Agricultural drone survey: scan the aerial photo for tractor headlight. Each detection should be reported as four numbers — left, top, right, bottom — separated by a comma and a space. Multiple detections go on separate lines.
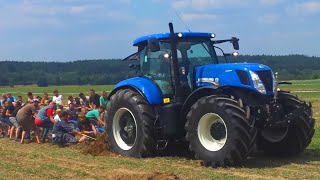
249, 70, 266, 94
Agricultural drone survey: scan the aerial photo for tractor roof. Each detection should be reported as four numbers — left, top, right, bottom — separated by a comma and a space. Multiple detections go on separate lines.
133, 32, 213, 46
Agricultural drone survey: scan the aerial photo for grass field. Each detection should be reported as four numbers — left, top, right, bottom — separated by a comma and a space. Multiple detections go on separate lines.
0, 81, 320, 180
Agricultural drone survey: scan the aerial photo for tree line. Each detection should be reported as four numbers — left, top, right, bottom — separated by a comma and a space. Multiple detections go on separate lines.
0, 55, 319, 87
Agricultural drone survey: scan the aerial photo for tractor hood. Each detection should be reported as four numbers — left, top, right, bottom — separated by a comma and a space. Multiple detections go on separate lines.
195, 63, 275, 95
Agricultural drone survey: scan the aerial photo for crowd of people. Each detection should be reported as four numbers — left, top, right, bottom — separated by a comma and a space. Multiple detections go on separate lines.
0, 89, 109, 146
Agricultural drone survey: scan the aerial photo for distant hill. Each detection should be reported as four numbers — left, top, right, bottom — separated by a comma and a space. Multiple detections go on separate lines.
0, 55, 319, 86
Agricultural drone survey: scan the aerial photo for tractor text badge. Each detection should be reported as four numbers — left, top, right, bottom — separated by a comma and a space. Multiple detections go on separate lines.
197, 78, 219, 86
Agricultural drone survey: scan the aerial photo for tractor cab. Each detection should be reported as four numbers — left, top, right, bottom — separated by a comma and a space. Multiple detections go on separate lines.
129, 31, 240, 100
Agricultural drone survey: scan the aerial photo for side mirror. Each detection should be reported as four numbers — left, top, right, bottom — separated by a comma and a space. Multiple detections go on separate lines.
148, 39, 160, 52
231, 37, 239, 50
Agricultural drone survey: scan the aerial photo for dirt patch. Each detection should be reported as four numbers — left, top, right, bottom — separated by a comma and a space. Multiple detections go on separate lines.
109, 170, 180, 180
72, 132, 112, 156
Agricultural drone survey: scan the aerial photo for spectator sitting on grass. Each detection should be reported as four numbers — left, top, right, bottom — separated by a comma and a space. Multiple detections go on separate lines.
77, 113, 97, 143
52, 111, 80, 146
85, 106, 106, 127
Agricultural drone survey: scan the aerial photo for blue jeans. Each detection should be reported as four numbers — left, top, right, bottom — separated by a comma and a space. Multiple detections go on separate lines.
37, 121, 53, 141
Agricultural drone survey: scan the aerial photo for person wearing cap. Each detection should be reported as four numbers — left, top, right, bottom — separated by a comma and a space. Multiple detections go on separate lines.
52, 111, 80, 146
16, 99, 41, 144
35, 101, 57, 143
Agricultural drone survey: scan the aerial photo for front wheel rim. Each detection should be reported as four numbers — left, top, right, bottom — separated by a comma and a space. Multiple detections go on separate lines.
197, 113, 227, 152
113, 108, 137, 151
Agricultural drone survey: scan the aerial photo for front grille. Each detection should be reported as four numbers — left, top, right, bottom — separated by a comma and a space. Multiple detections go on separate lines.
256, 70, 273, 92
236, 70, 250, 85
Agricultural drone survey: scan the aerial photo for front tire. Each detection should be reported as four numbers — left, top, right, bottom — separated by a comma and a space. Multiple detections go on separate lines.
185, 95, 257, 167
106, 89, 156, 157
258, 91, 315, 156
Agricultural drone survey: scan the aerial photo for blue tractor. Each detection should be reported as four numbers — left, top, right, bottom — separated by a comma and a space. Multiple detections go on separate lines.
106, 23, 315, 167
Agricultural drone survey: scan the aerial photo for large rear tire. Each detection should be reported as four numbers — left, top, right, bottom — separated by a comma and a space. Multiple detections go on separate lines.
258, 91, 315, 156
185, 95, 257, 167
106, 89, 156, 157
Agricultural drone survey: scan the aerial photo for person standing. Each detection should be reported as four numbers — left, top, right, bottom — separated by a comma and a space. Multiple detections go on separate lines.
16, 99, 40, 144
9, 101, 23, 140
34, 102, 56, 143
89, 89, 100, 109
52, 90, 63, 108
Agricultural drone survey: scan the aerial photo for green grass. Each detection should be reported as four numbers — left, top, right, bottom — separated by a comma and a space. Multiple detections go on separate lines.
0, 81, 320, 179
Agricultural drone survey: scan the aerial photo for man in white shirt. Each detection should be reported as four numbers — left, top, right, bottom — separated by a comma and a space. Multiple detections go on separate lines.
52, 90, 63, 108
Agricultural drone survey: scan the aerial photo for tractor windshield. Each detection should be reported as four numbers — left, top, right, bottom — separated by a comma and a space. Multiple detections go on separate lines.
177, 39, 218, 65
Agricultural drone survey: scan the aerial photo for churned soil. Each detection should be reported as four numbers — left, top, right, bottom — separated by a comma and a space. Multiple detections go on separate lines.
72, 132, 112, 156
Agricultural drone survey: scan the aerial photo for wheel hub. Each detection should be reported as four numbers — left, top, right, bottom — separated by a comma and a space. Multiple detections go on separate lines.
210, 122, 226, 140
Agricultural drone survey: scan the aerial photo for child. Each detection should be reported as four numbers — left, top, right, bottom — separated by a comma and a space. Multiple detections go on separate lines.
52, 111, 80, 146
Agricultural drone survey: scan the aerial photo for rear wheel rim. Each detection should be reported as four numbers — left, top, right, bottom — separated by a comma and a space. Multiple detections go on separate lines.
113, 108, 137, 150
197, 113, 227, 152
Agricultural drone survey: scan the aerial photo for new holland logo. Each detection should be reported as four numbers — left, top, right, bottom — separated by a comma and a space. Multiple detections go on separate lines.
197, 78, 219, 86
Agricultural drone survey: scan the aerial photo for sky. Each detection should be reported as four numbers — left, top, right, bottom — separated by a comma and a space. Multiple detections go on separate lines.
0, 0, 319, 61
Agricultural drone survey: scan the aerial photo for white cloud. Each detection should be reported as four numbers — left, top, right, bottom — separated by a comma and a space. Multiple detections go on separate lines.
181, 13, 217, 21
259, 0, 286, 6
287, 1, 320, 15
172, 0, 250, 9
257, 14, 279, 24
